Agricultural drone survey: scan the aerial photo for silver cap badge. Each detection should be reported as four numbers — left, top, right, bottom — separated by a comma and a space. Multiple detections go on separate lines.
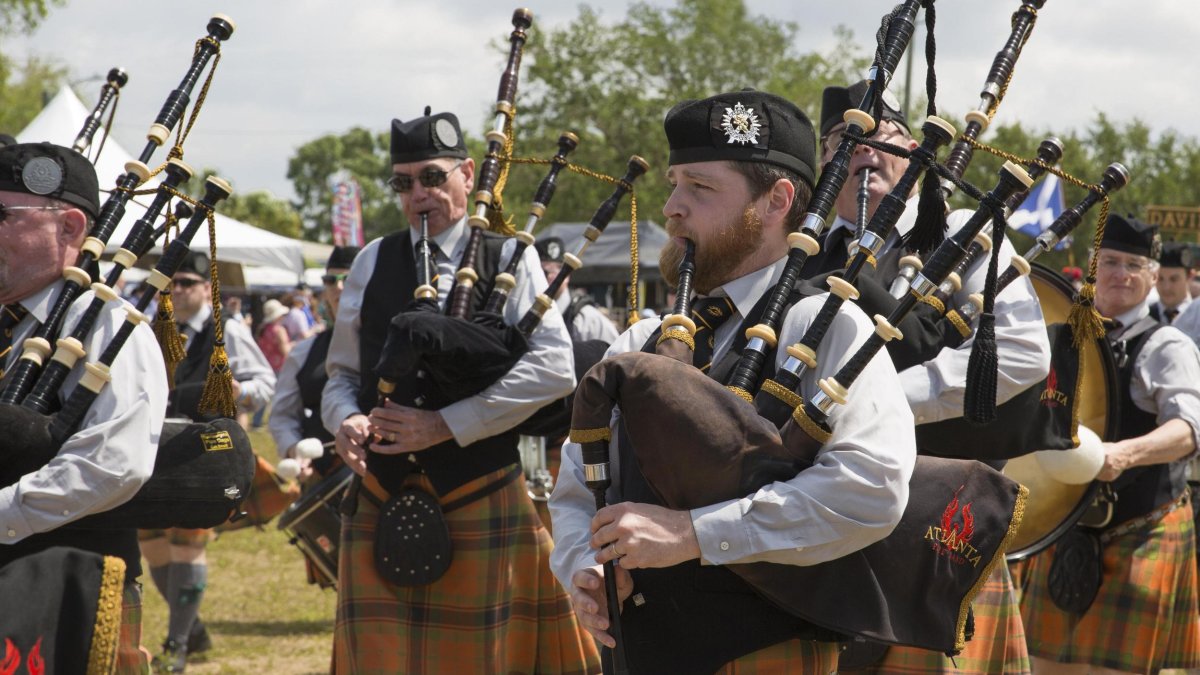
721, 102, 761, 146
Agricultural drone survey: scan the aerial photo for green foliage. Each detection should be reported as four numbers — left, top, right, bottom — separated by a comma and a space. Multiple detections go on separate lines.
0, 54, 67, 135
222, 191, 304, 239
0, 0, 60, 34
496, 0, 870, 226
952, 112, 1200, 269
285, 127, 402, 243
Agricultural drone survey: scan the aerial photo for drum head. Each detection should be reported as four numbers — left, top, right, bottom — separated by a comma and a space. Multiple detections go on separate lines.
1003, 264, 1117, 560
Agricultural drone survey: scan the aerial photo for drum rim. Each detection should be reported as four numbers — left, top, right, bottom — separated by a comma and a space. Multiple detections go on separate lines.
1003, 263, 1119, 561
276, 465, 354, 530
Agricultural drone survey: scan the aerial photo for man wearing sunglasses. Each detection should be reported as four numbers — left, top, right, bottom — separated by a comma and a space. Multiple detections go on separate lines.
322, 109, 593, 671
140, 249, 276, 670
0, 142, 168, 672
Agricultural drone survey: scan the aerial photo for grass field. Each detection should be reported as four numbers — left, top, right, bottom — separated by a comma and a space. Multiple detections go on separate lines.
140, 427, 338, 674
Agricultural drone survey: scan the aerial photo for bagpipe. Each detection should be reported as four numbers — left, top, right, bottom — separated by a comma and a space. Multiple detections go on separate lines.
372, 9, 648, 424
73, 67, 128, 159
561, 1, 1125, 670
0, 15, 255, 531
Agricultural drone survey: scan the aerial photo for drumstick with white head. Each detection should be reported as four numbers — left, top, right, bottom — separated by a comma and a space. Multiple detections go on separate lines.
277, 438, 327, 482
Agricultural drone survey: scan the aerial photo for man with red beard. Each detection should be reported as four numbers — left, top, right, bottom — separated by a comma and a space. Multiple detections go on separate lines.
549, 90, 916, 673
811, 81, 1050, 675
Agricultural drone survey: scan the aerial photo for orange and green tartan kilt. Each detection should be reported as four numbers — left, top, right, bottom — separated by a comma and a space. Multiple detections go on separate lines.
116, 582, 150, 675
332, 464, 600, 674
849, 564, 1030, 674
1021, 500, 1200, 672
713, 639, 839, 674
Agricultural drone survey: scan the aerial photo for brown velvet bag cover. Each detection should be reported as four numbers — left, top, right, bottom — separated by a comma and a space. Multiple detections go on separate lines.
571, 351, 1027, 654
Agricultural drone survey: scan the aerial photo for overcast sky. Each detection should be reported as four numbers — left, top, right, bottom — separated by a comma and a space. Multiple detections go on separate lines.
8, 1, 1194, 205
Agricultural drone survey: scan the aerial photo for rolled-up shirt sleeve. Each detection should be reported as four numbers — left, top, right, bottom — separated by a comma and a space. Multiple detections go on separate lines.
1131, 326, 1200, 452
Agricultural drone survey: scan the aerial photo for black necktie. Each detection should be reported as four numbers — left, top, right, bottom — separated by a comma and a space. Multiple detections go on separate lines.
415, 241, 441, 286
690, 296, 737, 372
1165, 308, 1179, 324
0, 303, 29, 377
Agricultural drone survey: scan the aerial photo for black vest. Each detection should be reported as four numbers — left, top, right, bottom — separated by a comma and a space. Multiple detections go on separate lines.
169, 317, 219, 423
1106, 318, 1186, 525
298, 330, 338, 474
357, 230, 519, 496
613, 283, 840, 674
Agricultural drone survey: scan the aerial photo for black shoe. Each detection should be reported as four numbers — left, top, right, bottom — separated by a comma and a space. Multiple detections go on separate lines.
151, 638, 187, 673
187, 618, 213, 654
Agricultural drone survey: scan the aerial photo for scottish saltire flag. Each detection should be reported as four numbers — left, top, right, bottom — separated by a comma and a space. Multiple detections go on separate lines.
329, 171, 365, 246
1010, 172, 1067, 248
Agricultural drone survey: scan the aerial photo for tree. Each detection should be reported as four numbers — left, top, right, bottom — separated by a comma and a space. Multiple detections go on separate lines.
0, 55, 66, 135
188, 168, 303, 239
286, 127, 403, 243
499, 0, 871, 226
0, 0, 61, 34
951, 113, 1200, 270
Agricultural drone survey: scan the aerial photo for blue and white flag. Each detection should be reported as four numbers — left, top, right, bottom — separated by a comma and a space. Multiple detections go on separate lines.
1009, 172, 1067, 248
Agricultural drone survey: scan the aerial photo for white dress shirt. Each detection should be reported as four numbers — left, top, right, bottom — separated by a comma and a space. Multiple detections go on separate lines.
321, 217, 575, 445
1112, 300, 1200, 451
1169, 299, 1200, 347
0, 280, 167, 541
554, 292, 621, 343
549, 256, 916, 587
269, 334, 316, 458
826, 200, 1051, 424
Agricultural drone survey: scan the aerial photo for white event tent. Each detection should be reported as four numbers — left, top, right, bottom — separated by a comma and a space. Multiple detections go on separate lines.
17, 87, 306, 285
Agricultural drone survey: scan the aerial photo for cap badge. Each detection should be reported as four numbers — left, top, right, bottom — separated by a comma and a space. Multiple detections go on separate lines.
721, 102, 761, 146
21, 157, 63, 195
546, 241, 562, 260
433, 118, 459, 148
1151, 233, 1163, 261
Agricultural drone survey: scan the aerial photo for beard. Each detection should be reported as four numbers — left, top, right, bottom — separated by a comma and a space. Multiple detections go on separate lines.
660, 204, 763, 295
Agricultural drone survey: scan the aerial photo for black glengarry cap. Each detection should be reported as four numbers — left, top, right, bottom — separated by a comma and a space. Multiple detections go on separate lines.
664, 89, 817, 189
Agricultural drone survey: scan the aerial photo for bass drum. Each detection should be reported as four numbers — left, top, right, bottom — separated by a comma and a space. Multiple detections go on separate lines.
1002, 263, 1119, 560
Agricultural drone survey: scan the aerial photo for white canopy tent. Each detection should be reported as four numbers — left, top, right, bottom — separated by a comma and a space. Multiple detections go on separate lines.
17, 87, 306, 283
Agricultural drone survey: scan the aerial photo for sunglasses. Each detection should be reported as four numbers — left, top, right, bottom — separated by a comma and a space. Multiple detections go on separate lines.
172, 277, 205, 289
321, 273, 348, 285
0, 202, 66, 223
387, 161, 463, 194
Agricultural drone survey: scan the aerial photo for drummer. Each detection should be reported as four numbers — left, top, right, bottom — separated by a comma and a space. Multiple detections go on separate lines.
269, 245, 361, 482
1020, 214, 1200, 674
269, 245, 359, 592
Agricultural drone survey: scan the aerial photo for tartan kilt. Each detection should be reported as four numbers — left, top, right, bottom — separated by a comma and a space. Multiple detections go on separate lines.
849, 564, 1030, 674
713, 639, 839, 674
333, 464, 599, 674
116, 582, 150, 675
1021, 498, 1200, 672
